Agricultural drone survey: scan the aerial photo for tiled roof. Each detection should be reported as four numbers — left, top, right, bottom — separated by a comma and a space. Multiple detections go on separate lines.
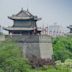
8, 9, 40, 20
15, 9, 33, 17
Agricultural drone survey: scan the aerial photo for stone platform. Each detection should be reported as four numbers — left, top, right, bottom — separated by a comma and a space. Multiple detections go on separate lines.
5, 35, 53, 59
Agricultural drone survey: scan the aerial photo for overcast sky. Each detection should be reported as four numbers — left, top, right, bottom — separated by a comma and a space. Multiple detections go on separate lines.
0, 0, 72, 30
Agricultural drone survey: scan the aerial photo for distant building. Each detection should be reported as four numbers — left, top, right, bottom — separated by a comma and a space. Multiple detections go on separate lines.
0, 25, 3, 34
0, 25, 1, 33
48, 24, 64, 37
0, 25, 5, 41
67, 25, 72, 33
41, 26, 48, 35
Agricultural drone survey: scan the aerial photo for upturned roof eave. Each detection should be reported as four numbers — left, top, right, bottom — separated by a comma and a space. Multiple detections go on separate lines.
67, 26, 72, 29
3, 27, 37, 31
8, 16, 33, 20
8, 16, 40, 21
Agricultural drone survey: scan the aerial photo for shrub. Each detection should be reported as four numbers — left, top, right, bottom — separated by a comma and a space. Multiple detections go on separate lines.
0, 39, 31, 72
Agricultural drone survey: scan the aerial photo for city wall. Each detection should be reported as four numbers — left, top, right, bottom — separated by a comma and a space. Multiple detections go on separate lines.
0, 35, 5, 41
5, 35, 53, 59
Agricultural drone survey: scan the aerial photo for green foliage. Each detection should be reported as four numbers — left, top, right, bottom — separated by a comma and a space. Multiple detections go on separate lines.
27, 66, 70, 72
0, 39, 31, 72
65, 59, 72, 67
55, 59, 72, 72
0, 38, 71, 72
53, 36, 72, 62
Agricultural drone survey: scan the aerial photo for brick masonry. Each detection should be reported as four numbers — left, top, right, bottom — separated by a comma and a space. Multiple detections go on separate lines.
5, 35, 53, 59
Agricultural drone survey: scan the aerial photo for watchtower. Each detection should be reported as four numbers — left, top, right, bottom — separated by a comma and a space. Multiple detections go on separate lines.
4, 8, 41, 35
4, 9, 53, 60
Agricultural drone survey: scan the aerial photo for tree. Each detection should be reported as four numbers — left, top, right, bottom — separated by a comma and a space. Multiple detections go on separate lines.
53, 36, 72, 62
0, 39, 31, 72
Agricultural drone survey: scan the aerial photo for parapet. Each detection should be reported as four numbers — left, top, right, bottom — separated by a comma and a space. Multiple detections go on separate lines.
5, 35, 52, 43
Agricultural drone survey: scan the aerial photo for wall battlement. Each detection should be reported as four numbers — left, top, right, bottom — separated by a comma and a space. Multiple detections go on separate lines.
5, 35, 52, 43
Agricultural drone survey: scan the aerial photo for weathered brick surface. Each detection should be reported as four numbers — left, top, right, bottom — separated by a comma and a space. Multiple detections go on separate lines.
5, 35, 53, 59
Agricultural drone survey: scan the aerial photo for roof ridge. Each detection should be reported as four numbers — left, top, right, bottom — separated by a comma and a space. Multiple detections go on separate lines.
16, 9, 26, 16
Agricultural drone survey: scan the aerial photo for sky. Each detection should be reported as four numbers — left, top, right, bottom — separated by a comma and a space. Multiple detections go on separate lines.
0, 0, 72, 32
